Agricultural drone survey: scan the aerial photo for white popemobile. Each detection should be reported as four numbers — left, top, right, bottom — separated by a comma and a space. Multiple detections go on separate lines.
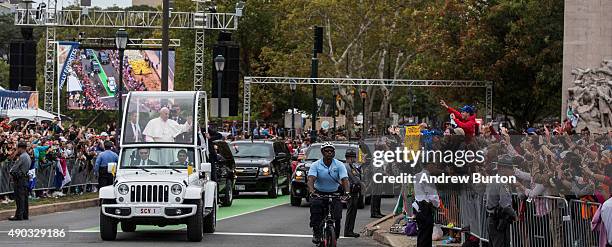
99, 91, 217, 242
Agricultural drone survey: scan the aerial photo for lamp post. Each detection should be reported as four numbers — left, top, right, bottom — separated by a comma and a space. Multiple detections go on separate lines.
115, 28, 128, 134
411, 94, 416, 119
360, 89, 367, 139
332, 85, 338, 140
290, 81, 297, 139
214, 55, 225, 128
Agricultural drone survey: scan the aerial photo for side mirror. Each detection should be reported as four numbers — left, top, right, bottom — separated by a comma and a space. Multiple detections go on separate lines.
201, 162, 212, 173
108, 162, 117, 176
276, 152, 288, 159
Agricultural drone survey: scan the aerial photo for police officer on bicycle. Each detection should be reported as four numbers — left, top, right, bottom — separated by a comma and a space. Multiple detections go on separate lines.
308, 142, 351, 244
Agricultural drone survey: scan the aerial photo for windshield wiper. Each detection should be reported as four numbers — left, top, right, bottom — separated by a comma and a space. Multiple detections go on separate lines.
139, 167, 150, 173
171, 168, 182, 173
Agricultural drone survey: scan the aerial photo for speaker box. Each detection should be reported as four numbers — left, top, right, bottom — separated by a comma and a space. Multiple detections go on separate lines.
9, 41, 37, 91
314, 26, 323, 53
212, 42, 239, 116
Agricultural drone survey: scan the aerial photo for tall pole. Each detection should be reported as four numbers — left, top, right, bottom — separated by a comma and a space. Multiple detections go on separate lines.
332, 86, 337, 140
117, 49, 124, 126
217, 71, 223, 128
332, 99, 336, 140
161, 0, 170, 91
311, 26, 321, 142
362, 97, 365, 140
291, 90, 295, 139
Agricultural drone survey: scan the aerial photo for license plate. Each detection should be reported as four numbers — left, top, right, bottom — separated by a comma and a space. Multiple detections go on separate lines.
235, 185, 246, 191
136, 207, 160, 215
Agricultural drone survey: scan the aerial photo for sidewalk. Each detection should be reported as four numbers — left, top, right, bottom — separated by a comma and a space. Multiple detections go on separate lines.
0, 194, 100, 221
365, 214, 462, 247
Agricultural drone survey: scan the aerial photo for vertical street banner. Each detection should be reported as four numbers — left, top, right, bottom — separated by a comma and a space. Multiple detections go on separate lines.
0, 90, 39, 110
404, 125, 421, 161
57, 41, 80, 90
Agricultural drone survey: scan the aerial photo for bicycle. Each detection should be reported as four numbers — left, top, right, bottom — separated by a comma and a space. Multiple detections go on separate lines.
312, 193, 347, 247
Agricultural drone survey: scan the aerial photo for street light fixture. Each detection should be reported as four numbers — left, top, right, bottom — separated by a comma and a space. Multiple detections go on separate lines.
115, 28, 128, 143
360, 89, 367, 139
214, 55, 225, 128
290, 81, 297, 139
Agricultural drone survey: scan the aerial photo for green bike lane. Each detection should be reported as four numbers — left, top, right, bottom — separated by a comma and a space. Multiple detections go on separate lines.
78, 195, 289, 232
89, 51, 113, 97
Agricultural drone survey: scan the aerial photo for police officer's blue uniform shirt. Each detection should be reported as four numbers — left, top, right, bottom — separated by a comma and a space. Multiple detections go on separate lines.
94, 150, 119, 173
308, 158, 348, 193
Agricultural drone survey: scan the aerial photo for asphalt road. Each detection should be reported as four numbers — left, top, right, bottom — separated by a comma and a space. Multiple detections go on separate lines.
0, 194, 394, 247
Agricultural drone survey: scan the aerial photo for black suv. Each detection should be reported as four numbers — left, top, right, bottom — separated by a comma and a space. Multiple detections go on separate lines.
290, 142, 371, 208
213, 140, 236, 206
229, 140, 292, 198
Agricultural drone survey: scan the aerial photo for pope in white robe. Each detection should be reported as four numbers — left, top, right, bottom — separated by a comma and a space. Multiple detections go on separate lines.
142, 107, 192, 142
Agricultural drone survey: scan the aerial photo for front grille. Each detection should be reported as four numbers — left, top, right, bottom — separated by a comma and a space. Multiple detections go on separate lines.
130, 184, 169, 203
235, 167, 258, 177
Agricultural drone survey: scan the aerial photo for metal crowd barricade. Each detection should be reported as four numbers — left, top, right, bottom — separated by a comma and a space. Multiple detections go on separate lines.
509, 195, 572, 247
434, 184, 462, 230
569, 199, 600, 247
0, 158, 98, 196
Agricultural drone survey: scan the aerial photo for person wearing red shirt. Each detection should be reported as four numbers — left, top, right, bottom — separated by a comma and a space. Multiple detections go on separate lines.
440, 100, 477, 137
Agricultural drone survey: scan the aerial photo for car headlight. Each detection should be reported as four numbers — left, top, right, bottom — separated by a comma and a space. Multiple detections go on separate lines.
118, 184, 129, 195
260, 166, 270, 176
171, 184, 183, 195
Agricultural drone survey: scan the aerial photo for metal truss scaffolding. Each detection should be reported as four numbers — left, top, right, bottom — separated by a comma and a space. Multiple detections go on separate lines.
15, 9, 239, 29
77, 38, 181, 48
44, 27, 56, 111
242, 76, 494, 132
14, 0, 239, 112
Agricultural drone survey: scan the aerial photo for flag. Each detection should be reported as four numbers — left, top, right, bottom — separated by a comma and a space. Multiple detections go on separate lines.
28, 168, 36, 191
55, 158, 71, 188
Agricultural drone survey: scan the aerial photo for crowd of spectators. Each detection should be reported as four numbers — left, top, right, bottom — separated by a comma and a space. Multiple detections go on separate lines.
0, 117, 118, 204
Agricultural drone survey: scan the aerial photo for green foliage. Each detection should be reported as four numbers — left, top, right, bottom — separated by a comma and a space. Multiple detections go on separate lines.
19, 0, 563, 128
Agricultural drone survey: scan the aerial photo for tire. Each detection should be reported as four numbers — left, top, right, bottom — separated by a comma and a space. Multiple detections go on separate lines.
290, 195, 301, 207
120, 222, 136, 232
324, 226, 336, 247
100, 210, 117, 241
221, 179, 233, 207
268, 176, 278, 198
203, 200, 217, 233
281, 173, 291, 195
186, 200, 203, 242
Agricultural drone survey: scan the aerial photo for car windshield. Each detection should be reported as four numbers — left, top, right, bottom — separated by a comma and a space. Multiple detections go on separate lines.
123, 92, 196, 145
305, 144, 350, 162
230, 143, 273, 158
121, 147, 195, 168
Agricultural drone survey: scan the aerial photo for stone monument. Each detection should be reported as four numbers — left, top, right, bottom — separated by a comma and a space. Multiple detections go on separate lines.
563, 0, 612, 133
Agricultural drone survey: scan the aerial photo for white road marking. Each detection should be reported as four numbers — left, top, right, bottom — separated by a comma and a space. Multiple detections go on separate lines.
218, 202, 289, 221
0, 230, 348, 239
214, 232, 346, 239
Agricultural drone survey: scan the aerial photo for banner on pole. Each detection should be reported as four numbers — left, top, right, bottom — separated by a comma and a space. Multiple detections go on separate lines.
0, 90, 39, 110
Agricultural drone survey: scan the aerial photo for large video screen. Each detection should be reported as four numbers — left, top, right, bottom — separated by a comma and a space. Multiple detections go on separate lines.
57, 42, 175, 110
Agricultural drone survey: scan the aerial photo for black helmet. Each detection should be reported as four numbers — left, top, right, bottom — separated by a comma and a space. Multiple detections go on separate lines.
345, 149, 357, 158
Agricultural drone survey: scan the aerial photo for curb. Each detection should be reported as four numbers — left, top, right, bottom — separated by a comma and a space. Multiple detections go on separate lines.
0, 198, 99, 221
364, 214, 394, 236
366, 214, 418, 247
